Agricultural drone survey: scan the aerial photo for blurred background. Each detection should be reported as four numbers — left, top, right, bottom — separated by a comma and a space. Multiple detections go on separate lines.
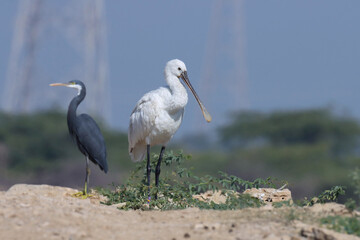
0, 0, 359, 200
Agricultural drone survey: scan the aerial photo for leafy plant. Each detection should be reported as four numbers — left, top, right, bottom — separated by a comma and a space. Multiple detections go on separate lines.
97, 150, 277, 210
317, 186, 346, 203
301, 186, 346, 206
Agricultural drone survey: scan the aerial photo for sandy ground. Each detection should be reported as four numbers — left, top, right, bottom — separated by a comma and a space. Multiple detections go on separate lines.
0, 184, 359, 240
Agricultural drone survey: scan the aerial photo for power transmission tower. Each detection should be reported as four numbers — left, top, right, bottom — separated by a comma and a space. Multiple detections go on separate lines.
3, 0, 110, 121
198, 0, 248, 128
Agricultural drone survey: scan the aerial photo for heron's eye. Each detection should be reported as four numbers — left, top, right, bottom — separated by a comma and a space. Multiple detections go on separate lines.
178, 67, 181, 71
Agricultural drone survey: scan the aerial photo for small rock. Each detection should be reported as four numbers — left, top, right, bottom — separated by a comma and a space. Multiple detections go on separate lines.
194, 223, 204, 230
308, 203, 349, 216
19, 203, 30, 208
112, 202, 127, 208
243, 188, 292, 203
192, 190, 228, 204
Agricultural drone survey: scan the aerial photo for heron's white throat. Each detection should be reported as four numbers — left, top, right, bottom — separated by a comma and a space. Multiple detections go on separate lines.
68, 84, 82, 95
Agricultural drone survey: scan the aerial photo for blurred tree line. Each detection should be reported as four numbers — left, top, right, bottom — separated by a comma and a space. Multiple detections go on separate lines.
0, 110, 130, 175
177, 108, 360, 199
216, 108, 360, 198
0, 108, 359, 199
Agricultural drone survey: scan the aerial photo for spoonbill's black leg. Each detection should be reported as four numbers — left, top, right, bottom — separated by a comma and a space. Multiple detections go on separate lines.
155, 146, 166, 199
146, 144, 151, 202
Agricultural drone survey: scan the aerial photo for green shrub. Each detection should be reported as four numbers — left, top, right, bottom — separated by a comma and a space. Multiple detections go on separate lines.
97, 150, 278, 210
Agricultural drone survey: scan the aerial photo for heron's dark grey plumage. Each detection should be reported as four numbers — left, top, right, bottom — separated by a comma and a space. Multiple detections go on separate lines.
50, 80, 108, 197
66, 80, 108, 173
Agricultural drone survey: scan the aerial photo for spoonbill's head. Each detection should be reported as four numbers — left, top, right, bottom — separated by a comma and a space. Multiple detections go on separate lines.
165, 59, 187, 78
165, 59, 212, 123
49, 80, 86, 95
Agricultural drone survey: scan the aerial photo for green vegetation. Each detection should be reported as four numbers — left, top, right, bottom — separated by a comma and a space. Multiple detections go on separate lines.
0, 110, 74, 172
219, 109, 360, 150
272, 200, 292, 208
215, 108, 360, 198
344, 168, 360, 212
349, 168, 360, 200
2, 108, 360, 235
345, 198, 357, 212
1, 107, 360, 211
321, 216, 360, 237
97, 151, 274, 210
97, 150, 350, 212
300, 186, 346, 206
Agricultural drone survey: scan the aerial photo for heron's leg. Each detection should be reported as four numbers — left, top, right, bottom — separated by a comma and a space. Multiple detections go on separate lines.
84, 156, 90, 196
72, 156, 92, 199
146, 144, 151, 202
155, 146, 165, 200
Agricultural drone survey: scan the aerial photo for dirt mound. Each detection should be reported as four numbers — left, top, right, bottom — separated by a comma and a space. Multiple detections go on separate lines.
0, 184, 358, 240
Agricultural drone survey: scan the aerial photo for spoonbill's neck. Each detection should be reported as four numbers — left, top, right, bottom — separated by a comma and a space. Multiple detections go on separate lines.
165, 74, 188, 112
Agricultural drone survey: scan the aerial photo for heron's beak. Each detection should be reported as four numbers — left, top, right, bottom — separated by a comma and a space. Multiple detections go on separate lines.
49, 83, 69, 87
180, 71, 212, 123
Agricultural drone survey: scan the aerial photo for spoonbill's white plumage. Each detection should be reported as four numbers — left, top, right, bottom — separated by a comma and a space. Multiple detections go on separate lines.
128, 59, 211, 200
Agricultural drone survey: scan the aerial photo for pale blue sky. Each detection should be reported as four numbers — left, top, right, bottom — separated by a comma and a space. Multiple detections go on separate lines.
0, 1, 359, 138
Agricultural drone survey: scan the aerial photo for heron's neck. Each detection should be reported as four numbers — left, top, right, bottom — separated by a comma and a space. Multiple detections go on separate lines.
166, 75, 188, 112
67, 90, 85, 127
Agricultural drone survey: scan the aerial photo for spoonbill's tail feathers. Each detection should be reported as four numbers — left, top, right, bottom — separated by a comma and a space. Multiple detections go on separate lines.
129, 143, 147, 162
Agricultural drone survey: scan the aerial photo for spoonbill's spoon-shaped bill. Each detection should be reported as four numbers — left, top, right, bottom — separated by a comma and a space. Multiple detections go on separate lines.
180, 71, 212, 123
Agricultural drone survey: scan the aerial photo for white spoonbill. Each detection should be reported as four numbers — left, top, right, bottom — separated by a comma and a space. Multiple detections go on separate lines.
128, 59, 211, 200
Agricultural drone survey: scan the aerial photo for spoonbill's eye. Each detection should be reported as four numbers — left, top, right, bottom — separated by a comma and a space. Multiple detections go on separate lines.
178, 67, 181, 71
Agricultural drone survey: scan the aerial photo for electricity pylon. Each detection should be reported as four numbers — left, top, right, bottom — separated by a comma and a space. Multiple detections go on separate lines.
3, 0, 110, 121
198, 0, 249, 128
